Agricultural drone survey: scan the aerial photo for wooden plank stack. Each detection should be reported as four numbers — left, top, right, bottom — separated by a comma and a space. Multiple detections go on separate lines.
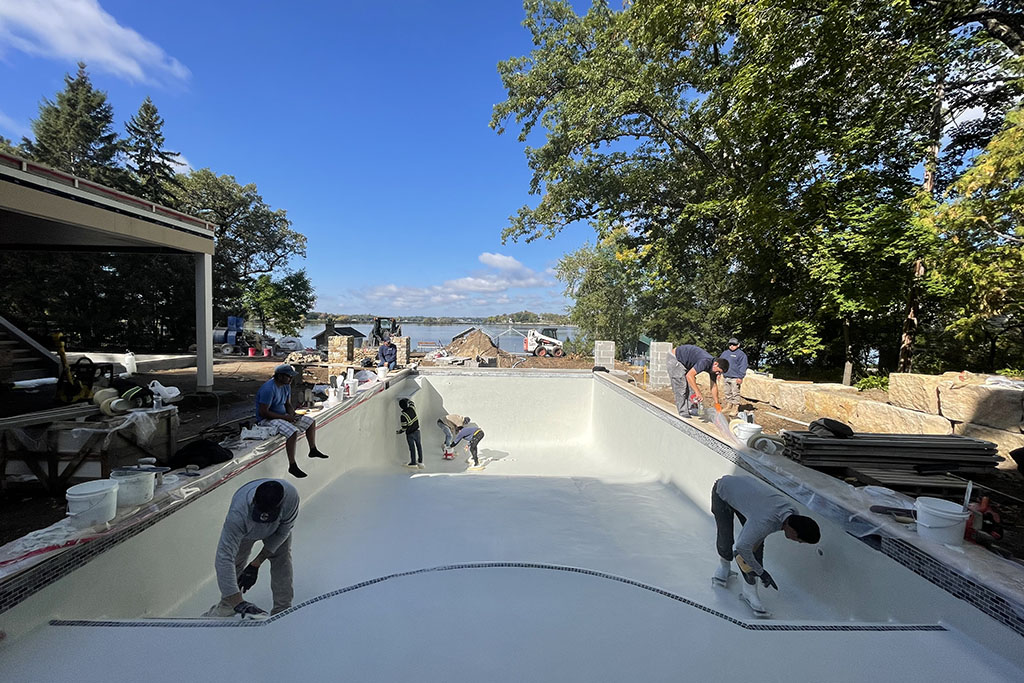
781, 431, 1001, 474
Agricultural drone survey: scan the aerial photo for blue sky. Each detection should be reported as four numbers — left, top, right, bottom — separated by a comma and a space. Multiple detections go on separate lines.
0, 0, 597, 317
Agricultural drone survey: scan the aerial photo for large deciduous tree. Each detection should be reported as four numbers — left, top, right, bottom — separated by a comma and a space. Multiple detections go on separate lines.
174, 170, 308, 321
243, 271, 316, 336
493, 0, 1023, 377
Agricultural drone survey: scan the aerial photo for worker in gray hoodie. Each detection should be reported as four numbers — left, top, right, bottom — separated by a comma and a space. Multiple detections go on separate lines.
711, 475, 820, 618
204, 479, 299, 618
450, 417, 485, 469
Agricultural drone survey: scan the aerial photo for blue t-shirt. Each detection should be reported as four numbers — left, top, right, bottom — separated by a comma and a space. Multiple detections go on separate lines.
255, 378, 291, 418
673, 344, 713, 375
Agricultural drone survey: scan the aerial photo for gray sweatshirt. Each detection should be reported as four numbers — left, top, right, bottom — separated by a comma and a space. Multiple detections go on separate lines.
715, 475, 796, 575
215, 479, 299, 598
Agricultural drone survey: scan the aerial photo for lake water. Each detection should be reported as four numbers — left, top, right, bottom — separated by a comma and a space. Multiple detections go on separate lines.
268, 322, 578, 354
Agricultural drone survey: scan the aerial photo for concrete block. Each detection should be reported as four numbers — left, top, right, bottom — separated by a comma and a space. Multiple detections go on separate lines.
647, 342, 672, 388
594, 340, 615, 368
848, 401, 953, 435
953, 422, 1024, 466
804, 390, 866, 423
888, 373, 947, 415
939, 382, 1023, 432
740, 374, 781, 405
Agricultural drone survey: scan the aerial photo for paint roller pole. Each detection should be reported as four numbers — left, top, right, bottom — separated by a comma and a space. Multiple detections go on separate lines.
963, 481, 973, 513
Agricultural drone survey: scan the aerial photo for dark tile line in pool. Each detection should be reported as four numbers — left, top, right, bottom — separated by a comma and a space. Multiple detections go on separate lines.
50, 562, 944, 633
595, 374, 1024, 640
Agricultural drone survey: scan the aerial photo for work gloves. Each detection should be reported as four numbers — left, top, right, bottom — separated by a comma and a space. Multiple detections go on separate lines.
759, 569, 779, 591
233, 600, 267, 616
238, 564, 259, 592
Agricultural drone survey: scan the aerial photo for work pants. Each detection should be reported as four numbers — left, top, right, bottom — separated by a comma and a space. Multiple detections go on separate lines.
468, 430, 484, 465
723, 378, 742, 405
405, 429, 423, 464
212, 534, 293, 616
711, 483, 764, 569
667, 352, 694, 416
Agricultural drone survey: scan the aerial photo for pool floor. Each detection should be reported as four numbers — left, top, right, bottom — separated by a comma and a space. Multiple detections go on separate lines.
4, 436, 1021, 681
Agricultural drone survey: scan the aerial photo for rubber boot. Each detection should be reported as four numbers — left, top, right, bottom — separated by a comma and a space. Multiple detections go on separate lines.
712, 558, 734, 587
740, 581, 770, 618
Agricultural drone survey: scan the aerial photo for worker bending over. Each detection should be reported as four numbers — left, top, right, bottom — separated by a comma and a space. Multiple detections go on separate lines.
450, 417, 485, 470
667, 344, 729, 417
711, 475, 820, 618
255, 364, 328, 479
206, 479, 299, 618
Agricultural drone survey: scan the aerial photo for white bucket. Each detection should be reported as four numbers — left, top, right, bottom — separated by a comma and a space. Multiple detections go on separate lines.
110, 470, 155, 507
733, 422, 763, 443
66, 479, 119, 529
344, 378, 359, 397
376, 366, 388, 381
915, 496, 969, 546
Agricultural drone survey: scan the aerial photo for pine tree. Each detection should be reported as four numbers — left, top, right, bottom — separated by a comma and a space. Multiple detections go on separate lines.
23, 62, 125, 187
125, 97, 179, 205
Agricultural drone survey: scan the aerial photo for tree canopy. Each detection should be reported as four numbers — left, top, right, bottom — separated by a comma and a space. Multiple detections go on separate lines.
0, 64, 314, 351
493, 0, 1024, 374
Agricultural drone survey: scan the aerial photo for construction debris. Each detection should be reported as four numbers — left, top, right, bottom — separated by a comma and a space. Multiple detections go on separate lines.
443, 329, 503, 359
284, 350, 327, 365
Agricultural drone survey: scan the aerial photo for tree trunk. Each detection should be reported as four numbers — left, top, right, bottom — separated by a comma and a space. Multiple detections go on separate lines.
899, 72, 944, 372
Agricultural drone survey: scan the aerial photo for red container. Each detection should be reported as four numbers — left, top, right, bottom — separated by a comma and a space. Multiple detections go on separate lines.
247, 347, 257, 357
263, 348, 272, 357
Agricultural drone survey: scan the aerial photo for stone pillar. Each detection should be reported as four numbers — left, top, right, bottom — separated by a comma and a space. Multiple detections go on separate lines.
594, 340, 615, 369
328, 335, 354, 362
327, 335, 353, 380
394, 336, 411, 366
648, 341, 671, 388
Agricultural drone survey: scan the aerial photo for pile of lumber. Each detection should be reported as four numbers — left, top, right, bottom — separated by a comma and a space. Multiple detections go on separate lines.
782, 431, 1001, 474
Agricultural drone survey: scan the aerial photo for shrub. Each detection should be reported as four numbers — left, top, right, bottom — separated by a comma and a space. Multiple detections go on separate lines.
855, 375, 889, 392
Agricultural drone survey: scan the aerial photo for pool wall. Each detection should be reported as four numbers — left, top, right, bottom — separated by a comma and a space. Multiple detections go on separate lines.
1, 369, 1022, 666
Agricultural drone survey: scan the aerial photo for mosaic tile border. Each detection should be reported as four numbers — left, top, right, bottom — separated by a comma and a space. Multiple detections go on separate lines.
50, 561, 944, 632
881, 537, 1024, 638
0, 383, 385, 617
594, 373, 1024, 640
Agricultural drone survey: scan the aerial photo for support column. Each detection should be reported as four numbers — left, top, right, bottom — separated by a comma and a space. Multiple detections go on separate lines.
195, 253, 214, 392
648, 342, 671, 388
594, 341, 615, 369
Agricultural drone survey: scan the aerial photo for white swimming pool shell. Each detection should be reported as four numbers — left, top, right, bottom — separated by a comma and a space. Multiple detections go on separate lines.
1, 369, 1023, 681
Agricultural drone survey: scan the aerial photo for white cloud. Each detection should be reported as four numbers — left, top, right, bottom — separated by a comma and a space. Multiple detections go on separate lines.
328, 252, 564, 315
169, 152, 192, 173
0, 0, 190, 86
0, 108, 30, 138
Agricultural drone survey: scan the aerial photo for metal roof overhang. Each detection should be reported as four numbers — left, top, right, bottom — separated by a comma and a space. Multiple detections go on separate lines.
0, 153, 215, 255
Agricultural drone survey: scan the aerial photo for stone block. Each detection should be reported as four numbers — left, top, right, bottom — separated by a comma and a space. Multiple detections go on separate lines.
740, 374, 780, 405
804, 390, 866, 423
953, 422, 1024, 466
848, 401, 953, 435
939, 382, 1023, 432
888, 373, 947, 415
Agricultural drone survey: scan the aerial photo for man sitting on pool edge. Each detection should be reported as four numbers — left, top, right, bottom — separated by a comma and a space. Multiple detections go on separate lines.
256, 364, 329, 478
711, 474, 820, 618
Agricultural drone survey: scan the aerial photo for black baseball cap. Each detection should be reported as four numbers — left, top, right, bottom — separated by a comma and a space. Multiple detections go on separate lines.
251, 481, 285, 523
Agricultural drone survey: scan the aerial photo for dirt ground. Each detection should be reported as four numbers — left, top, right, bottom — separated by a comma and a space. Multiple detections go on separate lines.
3, 358, 1022, 561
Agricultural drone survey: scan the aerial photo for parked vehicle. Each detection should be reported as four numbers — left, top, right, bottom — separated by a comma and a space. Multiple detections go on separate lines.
524, 328, 564, 357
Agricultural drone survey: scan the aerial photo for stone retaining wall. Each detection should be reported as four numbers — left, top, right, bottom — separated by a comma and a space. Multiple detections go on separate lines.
738, 371, 1023, 462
